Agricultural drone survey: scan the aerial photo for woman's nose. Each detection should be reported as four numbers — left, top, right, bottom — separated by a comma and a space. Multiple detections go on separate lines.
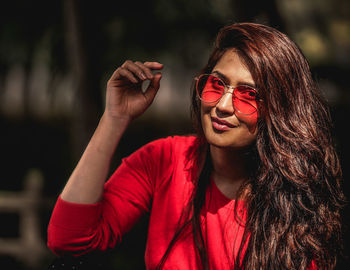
215, 92, 235, 115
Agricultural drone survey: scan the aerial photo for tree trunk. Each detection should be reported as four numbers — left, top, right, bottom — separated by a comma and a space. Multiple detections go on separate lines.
63, 0, 101, 161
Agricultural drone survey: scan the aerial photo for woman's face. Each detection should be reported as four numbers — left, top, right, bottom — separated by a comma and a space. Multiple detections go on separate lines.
201, 50, 259, 149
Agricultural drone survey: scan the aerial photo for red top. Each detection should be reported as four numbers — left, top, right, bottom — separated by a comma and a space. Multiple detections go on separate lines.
47, 135, 316, 269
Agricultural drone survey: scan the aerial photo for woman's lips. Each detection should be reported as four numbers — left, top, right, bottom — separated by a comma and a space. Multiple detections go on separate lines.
211, 117, 236, 131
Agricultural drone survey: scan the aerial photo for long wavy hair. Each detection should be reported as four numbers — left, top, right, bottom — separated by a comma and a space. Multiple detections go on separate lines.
159, 23, 346, 270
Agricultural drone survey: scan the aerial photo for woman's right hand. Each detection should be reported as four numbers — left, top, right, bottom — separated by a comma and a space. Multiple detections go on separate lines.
104, 60, 163, 122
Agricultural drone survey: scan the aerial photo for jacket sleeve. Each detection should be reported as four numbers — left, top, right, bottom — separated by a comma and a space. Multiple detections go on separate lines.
47, 137, 174, 256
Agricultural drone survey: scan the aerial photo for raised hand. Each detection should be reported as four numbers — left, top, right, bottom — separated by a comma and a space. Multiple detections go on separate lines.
105, 60, 163, 121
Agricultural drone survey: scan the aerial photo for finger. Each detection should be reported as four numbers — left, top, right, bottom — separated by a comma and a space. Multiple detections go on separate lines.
111, 67, 138, 84
144, 61, 164, 70
122, 60, 148, 81
135, 61, 154, 79
144, 72, 162, 102
109, 66, 137, 83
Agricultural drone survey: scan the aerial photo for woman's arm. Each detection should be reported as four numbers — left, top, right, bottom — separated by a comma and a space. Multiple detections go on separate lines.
60, 61, 163, 204
48, 136, 174, 256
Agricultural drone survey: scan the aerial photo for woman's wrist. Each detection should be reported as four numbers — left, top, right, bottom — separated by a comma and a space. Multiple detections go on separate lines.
88, 113, 130, 157
101, 111, 132, 129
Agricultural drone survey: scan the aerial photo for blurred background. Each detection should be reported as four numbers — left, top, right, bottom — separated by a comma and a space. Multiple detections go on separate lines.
0, 0, 349, 269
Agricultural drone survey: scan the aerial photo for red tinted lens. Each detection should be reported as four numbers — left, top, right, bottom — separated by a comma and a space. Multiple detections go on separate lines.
233, 86, 258, 114
198, 75, 224, 103
233, 98, 257, 114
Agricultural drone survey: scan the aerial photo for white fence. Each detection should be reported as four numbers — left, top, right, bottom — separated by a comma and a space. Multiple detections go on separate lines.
0, 169, 53, 269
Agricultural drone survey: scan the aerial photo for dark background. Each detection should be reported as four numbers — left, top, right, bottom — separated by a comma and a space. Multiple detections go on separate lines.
0, 0, 349, 269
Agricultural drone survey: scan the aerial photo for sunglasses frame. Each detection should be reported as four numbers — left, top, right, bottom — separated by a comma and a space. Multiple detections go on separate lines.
195, 73, 260, 115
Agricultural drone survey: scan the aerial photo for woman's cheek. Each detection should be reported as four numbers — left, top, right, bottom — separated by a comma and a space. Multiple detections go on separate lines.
238, 112, 258, 133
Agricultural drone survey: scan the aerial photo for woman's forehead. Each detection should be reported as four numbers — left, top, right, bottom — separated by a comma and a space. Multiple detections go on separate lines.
213, 50, 255, 86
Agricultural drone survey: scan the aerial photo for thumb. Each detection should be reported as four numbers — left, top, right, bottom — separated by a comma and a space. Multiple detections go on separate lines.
144, 72, 162, 102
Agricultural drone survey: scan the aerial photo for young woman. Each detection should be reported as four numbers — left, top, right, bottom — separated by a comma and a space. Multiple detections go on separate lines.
47, 23, 345, 269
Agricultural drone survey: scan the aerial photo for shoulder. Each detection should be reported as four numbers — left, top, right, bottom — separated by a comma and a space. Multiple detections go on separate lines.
130, 135, 200, 169
123, 134, 200, 163
141, 134, 199, 153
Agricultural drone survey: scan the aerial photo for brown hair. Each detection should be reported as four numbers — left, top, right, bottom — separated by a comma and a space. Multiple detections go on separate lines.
161, 22, 346, 269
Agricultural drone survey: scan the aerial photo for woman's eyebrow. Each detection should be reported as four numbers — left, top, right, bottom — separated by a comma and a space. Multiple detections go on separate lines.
212, 70, 257, 88
212, 70, 229, 82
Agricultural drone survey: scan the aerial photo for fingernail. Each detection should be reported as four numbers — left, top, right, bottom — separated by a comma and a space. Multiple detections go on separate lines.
140, 72, 146, 80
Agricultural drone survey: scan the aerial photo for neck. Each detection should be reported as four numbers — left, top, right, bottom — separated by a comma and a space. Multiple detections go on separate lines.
210, 145, 250, 181
209, 145, 251, 199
